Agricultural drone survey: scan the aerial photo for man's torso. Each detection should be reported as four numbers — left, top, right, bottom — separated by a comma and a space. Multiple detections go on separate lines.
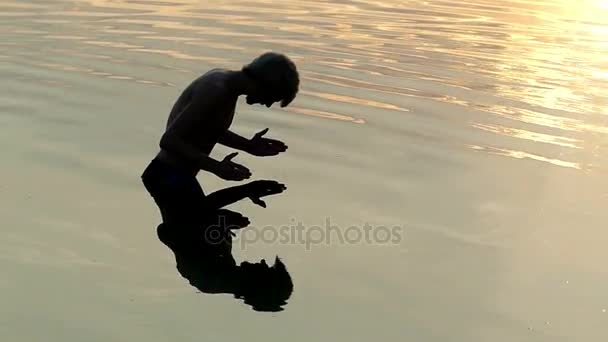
156, 69, 238, 172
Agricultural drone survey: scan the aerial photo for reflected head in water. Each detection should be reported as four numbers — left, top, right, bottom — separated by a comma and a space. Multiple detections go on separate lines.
157, 208, 293, 312
238, 257, 293, 312
241, 52, 300, 108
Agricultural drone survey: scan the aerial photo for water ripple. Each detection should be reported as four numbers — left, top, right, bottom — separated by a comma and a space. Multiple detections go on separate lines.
1, 0, 606, 170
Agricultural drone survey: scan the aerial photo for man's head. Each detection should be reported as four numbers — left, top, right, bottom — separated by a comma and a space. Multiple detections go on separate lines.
238, 256, 293, 311
242, 52, 299, 108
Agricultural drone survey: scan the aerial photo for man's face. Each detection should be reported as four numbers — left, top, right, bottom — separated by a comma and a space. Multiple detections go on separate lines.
246, 94, 270, 107
246, 85, 280, 108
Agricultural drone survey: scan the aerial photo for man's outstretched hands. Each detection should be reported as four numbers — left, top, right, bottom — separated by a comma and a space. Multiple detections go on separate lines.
248, 128, 287, 157
213, 152, 251, 181
245, 180, 287, 208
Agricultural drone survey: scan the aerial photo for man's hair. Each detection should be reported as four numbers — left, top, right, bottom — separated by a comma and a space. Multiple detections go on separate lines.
238, 256, 293, 311
242, 52, 299, 107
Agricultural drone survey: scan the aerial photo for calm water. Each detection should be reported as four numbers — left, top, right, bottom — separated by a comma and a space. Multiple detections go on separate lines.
1, 0, 607, 340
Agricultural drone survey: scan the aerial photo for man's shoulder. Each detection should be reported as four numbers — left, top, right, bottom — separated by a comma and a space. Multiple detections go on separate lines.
192, 68, 228, 88
191, 68, 231, 94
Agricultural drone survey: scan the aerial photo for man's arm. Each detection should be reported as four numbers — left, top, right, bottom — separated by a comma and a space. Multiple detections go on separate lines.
220, 128, 288, 156
218, 130, 252, 153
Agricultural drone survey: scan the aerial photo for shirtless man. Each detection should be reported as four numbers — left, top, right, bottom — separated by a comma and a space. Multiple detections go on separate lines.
141, 52, 299, 232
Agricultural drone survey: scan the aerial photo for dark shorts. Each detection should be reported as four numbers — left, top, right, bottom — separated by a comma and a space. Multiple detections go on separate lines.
141, 158, 206, 227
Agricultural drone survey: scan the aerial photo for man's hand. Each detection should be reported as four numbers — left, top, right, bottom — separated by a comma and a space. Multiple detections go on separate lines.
212, 153, 251, 181
216, 209, 250, 229
216, 209, 250, 237
245, 180, 287, 208
248, 128, 287, 156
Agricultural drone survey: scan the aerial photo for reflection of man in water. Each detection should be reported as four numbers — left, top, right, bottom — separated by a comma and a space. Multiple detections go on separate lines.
157, 208, 293, 312
141, 52, 299, 235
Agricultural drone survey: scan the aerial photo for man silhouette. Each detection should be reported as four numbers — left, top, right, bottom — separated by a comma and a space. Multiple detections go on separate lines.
141, 52, 299, 234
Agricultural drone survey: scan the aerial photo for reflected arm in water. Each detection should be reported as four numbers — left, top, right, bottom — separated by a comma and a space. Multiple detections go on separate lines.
205, 179, 286, 210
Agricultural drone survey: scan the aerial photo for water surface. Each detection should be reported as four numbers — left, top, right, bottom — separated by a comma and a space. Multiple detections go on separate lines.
1, 0, 607, 341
